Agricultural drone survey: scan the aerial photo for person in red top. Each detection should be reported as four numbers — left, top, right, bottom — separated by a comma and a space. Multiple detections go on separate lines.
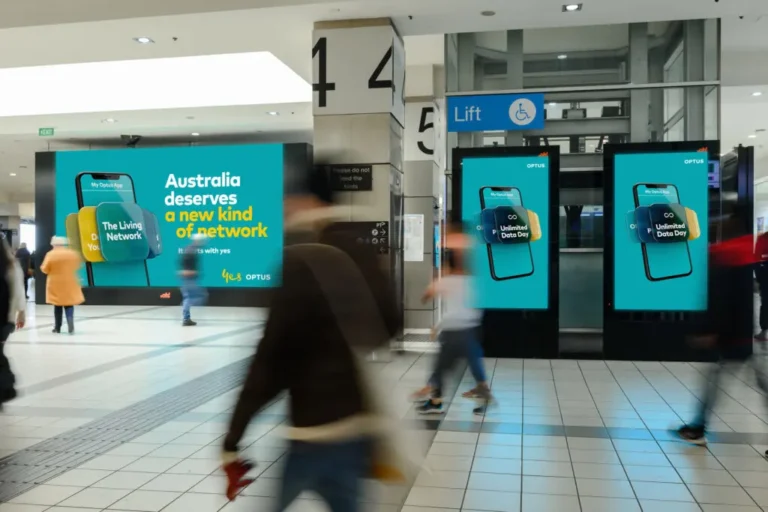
754, 231, 768, 340
677, 212, 768, 445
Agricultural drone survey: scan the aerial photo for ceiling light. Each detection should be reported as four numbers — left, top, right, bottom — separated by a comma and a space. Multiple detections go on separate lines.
481, 10, 496, 16
557, 54, 568, 60
134, 37, 154, 44
748, 134, 757, 138
563, 3, 583, 12
0, 53, 311, 117
9, 173, 16, 176
267, 111, 279, 116
191, 132, 200, 137
101, 118, 117, 124
753, 91, 763, 97
549, 102, 557, 106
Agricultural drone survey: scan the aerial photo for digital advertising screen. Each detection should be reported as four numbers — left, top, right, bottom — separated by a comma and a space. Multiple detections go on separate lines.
613, 151, 709, 311
54, 145, 284, 288
461, 155, 550, 309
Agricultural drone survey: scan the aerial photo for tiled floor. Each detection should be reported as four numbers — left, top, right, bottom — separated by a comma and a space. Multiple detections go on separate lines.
3, 305, 768, 511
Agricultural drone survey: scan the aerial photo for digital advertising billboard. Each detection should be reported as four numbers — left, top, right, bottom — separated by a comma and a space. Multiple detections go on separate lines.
612, 150, 709, 311
461, 154, 551, 310
53, 145, 284, 289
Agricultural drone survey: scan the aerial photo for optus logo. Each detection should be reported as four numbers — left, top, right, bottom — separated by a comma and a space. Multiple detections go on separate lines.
684, 159, 705, 164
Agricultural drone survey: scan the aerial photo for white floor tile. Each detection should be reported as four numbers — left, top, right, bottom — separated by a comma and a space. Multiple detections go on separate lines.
577, 478, 635, 498
463, 490, 520, 512
46, 469, 113, 487
59, 488, 130, 509
93, 472, 157, 490
580, 497, 641, 512
689, 483, 758, 506
161, 493, 228, 512
140, 474, 205, 492
632, 481, 694, 502
468, 473, 522, 493
10, 486, 83, 506
638, 501, 703, 512
414, 470, 469, 489
109, 491, 182, 512
521, 476, 577, 496
522, 493, 580, 512
404, 487, 464, 509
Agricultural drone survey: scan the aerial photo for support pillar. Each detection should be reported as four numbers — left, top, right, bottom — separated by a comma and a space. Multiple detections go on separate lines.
629, 23, 650, 142
684, 20, 705, 141
312, 18, 406, 338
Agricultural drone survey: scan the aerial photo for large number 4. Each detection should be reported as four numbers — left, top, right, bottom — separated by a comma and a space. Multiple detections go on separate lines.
368, 46, 393, 91
312, 37, 336, 108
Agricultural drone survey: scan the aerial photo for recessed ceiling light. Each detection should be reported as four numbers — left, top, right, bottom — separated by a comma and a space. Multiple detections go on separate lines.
481, 10, 496, 16
191, 132, 200, 137
753, 91, 763, 97
563, 3, 582, 12
267, 111, 279, 116
133, 37, 154, 44
101, 118, 117, 124
748, 134, 757, 138
557, 54, 568, 60
9, 173, 16, 177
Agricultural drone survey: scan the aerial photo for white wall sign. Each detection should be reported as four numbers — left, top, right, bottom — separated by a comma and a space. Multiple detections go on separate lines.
312, 25, 405, 127
404, 213, 425, 262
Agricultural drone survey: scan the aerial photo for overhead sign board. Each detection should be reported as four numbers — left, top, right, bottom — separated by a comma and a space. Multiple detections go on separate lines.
446, 93, 545, 132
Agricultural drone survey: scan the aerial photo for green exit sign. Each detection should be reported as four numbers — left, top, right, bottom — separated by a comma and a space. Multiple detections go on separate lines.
38, 127, 55, 137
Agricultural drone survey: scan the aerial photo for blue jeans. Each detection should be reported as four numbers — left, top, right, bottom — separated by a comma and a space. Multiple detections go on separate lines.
429, 328, 486, 390
276, 438, 370, 512
180, 279, 207, 321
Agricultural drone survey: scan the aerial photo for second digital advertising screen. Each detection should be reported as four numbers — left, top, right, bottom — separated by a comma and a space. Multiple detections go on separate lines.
461, 155, 550, 310
613, 151, 708, 311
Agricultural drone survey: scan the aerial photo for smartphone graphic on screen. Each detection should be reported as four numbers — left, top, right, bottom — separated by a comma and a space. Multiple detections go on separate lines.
479, 187, 534, 280
633, 183, 692, 281
76, 173, 150, 287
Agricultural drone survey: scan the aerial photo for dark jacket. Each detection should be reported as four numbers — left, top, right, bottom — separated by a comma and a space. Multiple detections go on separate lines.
15, 248, 30, 273
223, 211, 399, 452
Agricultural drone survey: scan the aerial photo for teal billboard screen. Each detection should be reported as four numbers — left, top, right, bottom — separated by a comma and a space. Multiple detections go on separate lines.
614, 151, 708, 311
461, 156, 549, 309
55, 145, 284, 288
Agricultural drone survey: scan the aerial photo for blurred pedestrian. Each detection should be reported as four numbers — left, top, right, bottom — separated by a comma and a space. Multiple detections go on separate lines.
220, 167, 400, 511
14, 243, 31, 300
1, 239, 26, 407
179, 234, 207, 326
413, 247, 492, 415
677, 212, 766, 445
41, 236, 84, 334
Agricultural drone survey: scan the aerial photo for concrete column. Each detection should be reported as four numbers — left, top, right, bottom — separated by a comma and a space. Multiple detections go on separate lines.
505, 30, 525, 147
312, 18, 406, 338
456, 32, 476, 149
648, 47, 665, 142
403, 65, 447, 332
683, 20, 705, 141
629, 23, 650, 142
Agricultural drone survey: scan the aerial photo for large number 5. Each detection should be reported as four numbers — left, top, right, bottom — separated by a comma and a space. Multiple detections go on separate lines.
312, 37, 336, 108
417, 107, 435, 156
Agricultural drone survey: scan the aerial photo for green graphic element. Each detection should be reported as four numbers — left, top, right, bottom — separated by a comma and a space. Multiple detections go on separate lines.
96, 202, 150, 262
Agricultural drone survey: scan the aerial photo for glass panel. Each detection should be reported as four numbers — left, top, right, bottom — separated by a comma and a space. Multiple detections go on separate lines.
559, 252, 603, 329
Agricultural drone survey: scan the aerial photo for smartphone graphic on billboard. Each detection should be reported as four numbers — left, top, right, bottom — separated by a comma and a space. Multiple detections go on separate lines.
633, 184, 692, 281
76, 172, 150, 287
479, 187, 534, 280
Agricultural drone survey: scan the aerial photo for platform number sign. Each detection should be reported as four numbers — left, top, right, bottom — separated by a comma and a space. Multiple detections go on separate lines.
312, 25, 405, 127
405, 102, 440, 162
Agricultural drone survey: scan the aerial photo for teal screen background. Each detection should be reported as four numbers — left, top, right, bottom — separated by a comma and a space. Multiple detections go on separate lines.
56, 145, 284, 288
614, 152, 708, 311
462, 156, 549, 310
78, 174, 149, 286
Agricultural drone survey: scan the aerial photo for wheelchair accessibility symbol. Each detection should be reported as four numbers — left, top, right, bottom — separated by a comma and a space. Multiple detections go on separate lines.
508, 98, 537, 127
